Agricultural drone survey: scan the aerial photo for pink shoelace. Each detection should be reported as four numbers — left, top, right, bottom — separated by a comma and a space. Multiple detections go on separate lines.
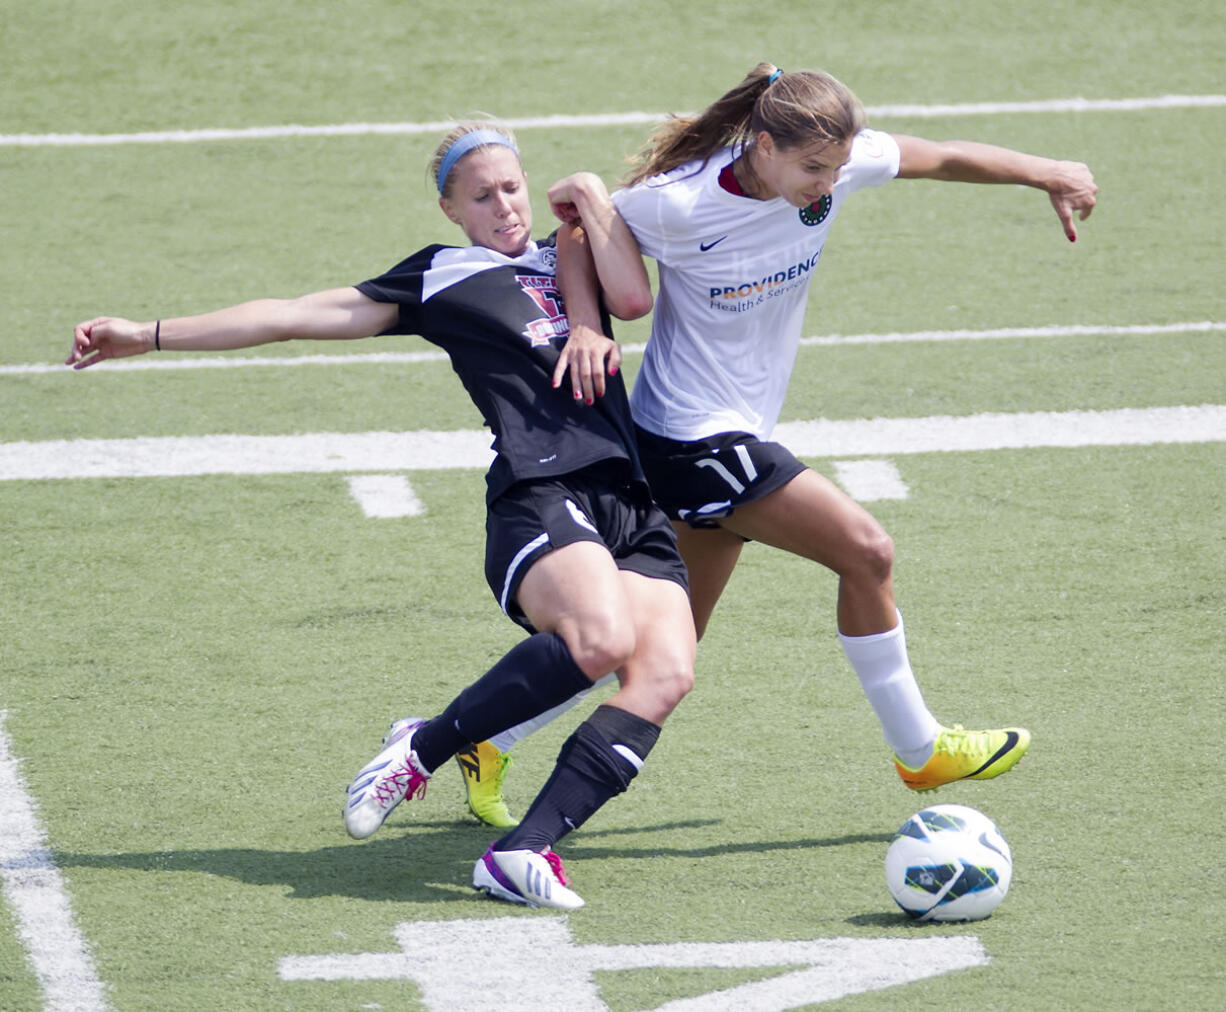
542, 849, 571, 886
373, 761, 428, 809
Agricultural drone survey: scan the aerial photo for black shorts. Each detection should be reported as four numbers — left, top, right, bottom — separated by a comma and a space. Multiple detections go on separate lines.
485, 470, 690, 632
634, 425, 807, 529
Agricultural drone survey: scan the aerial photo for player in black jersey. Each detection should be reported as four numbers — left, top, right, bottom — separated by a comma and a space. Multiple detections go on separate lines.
67, 123, 696, 910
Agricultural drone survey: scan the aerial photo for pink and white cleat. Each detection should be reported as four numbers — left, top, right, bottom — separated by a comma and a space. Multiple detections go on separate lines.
472, 844, 585, 910
344, 718, 429, 839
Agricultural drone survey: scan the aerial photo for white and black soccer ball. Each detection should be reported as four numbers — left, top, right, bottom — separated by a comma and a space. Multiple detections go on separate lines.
885, 804, 1012, 922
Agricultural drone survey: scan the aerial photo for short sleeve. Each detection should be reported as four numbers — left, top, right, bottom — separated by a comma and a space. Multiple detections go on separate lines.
612, 184, 670, 261
354, 245, 448, 335
844, 129, 902, 189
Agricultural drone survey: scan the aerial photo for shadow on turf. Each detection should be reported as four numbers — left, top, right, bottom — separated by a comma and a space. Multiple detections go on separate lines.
53, 818, 890, 905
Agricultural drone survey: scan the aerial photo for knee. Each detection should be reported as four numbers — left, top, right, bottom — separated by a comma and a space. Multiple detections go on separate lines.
847, 522, 895, 585
561, 615, 636, 681
643, 647, 695, 714
662, 660, 695, 710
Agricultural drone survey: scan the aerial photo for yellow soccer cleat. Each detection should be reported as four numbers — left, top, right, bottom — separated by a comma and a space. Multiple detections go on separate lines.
895, 724, 1031, 792
455, 740, 520, 828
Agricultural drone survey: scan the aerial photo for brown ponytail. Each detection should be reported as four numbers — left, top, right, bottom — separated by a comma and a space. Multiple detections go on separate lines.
624, 64, 866, 186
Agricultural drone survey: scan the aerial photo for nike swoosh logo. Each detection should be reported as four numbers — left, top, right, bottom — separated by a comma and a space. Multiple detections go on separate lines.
969, 731, 1020, 777
699, 236, 728, 251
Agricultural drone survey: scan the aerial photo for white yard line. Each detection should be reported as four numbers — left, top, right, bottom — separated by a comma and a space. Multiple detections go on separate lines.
3, 349, 451, 376
3, 94, 1223, 147
1, 405, 1222, 483
796, 321, 1226, 348
8, 321, 1222, 376
0, 712, 109, 1012
772, 404, 1226, 456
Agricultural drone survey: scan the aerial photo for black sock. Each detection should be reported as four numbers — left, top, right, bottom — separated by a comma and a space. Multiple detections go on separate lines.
412, 632, 590, 773
495, 704, 661, 853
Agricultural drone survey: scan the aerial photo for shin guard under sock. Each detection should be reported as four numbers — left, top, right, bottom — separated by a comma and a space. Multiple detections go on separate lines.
496, 704, 661, 853
412, 632, 591, 773
838, 611, 939, 763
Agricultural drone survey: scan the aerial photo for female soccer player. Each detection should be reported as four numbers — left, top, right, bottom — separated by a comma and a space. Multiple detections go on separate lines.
66, 123, 696, 910
524, 64, 1099, 794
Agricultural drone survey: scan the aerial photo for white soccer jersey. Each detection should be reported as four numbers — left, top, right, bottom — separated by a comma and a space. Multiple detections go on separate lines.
613, 128, 900, 440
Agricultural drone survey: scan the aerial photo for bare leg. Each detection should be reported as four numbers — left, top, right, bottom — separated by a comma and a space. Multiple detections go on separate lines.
719, 469, 896, 635
711, 469, 937, 758
671, 523, 745, 640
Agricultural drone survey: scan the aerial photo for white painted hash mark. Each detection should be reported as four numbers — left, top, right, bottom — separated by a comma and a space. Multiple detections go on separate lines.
346, 474, 425, 518
0, 711, 109, 1012
277, 916, 988, 1011
833, 459, 910, 501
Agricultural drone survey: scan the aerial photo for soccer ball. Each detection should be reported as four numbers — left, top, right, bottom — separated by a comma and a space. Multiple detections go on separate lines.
885, 804, 1012, 922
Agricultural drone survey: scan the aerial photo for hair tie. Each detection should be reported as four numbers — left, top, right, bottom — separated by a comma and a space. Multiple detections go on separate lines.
437, 129, 518, 193
768, 68, 784, 84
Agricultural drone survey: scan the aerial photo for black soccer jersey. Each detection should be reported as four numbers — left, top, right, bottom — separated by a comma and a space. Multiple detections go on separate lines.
356, 237, 647, 503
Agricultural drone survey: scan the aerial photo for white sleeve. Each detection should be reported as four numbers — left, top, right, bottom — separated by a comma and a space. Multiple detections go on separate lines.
611, 183, 669, 261
844, 128, 902, 189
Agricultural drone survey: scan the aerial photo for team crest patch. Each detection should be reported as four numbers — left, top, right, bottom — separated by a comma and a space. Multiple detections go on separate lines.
799, 194, 832, 226
517, 275, 570, 346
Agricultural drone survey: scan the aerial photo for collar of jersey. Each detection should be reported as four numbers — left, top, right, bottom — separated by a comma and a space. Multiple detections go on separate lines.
437, 240, 540, 266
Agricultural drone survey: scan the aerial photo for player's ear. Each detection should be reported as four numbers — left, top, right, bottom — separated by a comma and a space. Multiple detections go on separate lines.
438, 196, 461, 225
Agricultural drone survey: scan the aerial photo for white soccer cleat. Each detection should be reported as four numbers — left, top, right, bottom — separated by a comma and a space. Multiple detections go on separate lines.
472, 845, 585, 910
344, 717, 430, 840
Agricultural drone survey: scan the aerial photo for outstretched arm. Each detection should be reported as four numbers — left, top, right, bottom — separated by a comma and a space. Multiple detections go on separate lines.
547, 172, 652, 319
66, 287, 399, 369
893, 134, 1098, 242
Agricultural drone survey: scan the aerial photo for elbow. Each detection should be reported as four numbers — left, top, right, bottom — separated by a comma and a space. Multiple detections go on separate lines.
608, 288, 654, 321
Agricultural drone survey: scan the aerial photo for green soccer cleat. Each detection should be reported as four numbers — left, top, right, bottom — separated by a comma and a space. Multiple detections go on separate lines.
455, 740, 519, 828
895, 724, 1031, 792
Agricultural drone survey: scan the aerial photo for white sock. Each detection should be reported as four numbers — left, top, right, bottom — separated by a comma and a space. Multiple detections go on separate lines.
838, 611, 939, 767
488, 672, 616, 752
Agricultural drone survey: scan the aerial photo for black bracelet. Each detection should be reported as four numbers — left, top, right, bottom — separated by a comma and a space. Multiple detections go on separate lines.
155, 320, 161, 351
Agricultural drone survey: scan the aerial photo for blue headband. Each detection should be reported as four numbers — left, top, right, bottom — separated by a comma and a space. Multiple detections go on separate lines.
768, 68, 784, 84
436, 129, 519, 193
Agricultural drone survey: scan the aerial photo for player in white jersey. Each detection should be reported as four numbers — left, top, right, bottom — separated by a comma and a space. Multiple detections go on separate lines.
530, 63, 1098, 794
614, 125, 898, 442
